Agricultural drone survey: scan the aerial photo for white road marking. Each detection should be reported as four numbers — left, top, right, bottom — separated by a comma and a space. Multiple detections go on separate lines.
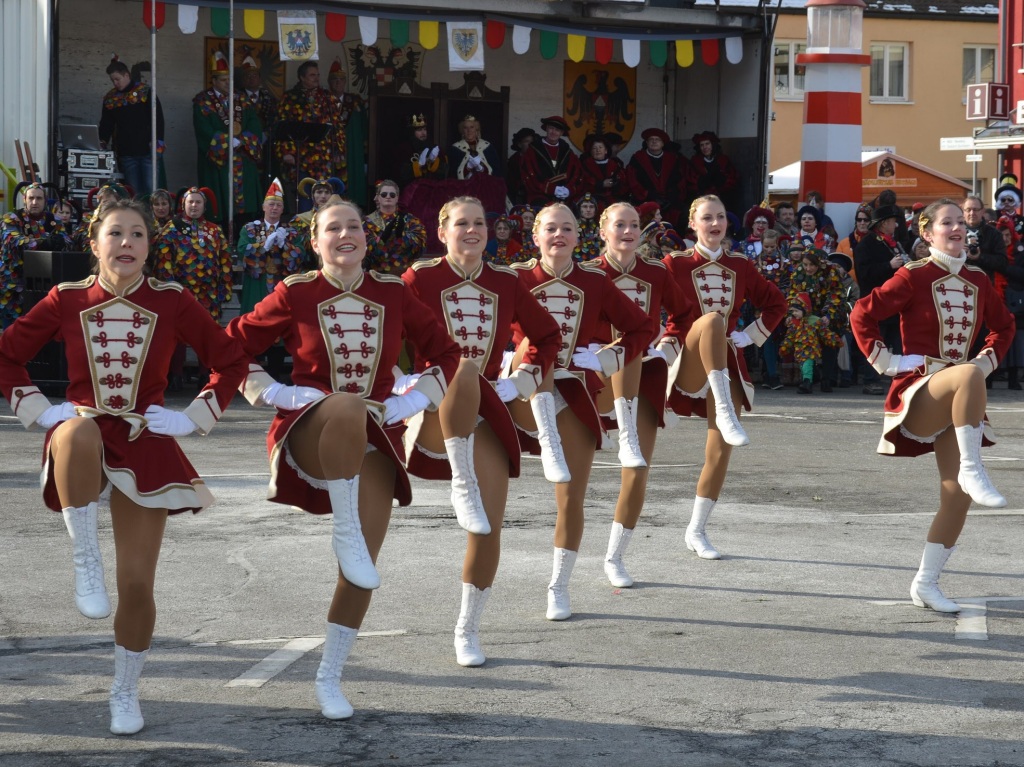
870, 596, 1023, 641
849, 509, 1024, 517
222, 630, 409, 687
745, 413, 807, 420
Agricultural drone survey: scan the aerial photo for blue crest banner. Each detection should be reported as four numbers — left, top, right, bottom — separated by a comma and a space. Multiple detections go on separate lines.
447, 22, 484, 72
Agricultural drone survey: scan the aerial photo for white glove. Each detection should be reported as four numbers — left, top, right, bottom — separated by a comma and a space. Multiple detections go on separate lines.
571, 346, 603, 372
144, 405, 198, 437
232, 137, 242, 148
468, 155, 483, 170
35, 402, 77, 430
264, 228, 287, 250
428, 146, 440, 162
257, 382, 326, 410
646, 346, 668, 361
392, 373, 421, 396
417, 148, 429, 166
494, 377, 519, 403
886, 354, 925, 376
730, 330, 753, 348
383, 389, 431, 425
553, 185, 570, 200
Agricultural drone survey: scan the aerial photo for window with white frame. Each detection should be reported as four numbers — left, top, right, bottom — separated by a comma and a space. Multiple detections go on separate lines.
870, 43, 909, 101
773, 40, 806, 100
962, 45, 996, 90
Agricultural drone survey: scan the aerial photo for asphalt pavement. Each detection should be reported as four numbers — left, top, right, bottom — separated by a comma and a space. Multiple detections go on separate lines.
1, 385, 1023, 767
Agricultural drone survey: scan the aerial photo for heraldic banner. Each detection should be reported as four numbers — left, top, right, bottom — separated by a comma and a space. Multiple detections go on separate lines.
278, 10, 319, 62
447, 22, 484, 72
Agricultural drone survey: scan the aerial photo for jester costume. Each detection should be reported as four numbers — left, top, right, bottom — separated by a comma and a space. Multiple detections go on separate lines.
154, 217, 232, 321
573, 218, 602, 262
0, 207, 73, 329
274, 85, 343, 183
363, 211, 426, 275
193, 90, 263, 224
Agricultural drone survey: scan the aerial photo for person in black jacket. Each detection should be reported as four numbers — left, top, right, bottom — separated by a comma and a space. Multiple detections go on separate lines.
995, 218, 1024, 389
962, 194, 1008, 283
854, 204, 906, 393
98, 55, 165, 197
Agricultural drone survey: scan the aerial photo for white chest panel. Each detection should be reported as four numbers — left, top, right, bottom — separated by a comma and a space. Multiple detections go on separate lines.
532, 278, 584, 368
443, 280, 499, 368
319, 293, 385, 395
932, 274, 977, 363
691, 262, 736, 319
81, 297, 157, 415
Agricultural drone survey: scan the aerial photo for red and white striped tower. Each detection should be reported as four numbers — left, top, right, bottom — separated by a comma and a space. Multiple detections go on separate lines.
796, 0, 871, 238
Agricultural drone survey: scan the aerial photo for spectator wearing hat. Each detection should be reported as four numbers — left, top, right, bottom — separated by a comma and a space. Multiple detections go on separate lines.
804, 190, 837, 241
962, 194, 1008, 285
853, 202, 906, 393
519, 116, 583, 206
779, 291, 822, 394
993, 174, 1022, 236
626, 128, 684, 227
450, 114, 502, 181
742, 205, 775, 260
796, 204, 834, 253
193, 52, 263, 228
238, 52, 277, 139
398, 114, 446, 185
579, 134, 626, 210
237, 178, 306, 314
875, 189, 910, 251
99, 54, 165, 197
684, 131, 739, 212
788, 247, 847, 392
325, 57, 365, 194
505, 127, 537, 206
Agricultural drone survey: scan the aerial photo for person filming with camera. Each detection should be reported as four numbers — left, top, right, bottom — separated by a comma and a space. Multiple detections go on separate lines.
962, 194, 1007, 284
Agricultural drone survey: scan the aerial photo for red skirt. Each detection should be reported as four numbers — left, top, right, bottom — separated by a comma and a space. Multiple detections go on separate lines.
42, 414, 214, 514
667, 342, 754, 419
267, 394, 410, 513
405, 373, 522, 480
599, 355, 669, 431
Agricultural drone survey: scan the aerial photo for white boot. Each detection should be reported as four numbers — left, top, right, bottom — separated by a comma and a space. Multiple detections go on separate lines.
444, 434, 491, 535
707, 369, 749, 447
685, 496, 722, 560
62, 502, 111, 619
315, 622, 357, 719
327, 477, 380, 590
531, 392, 571, 483
614, 397, 647, 469
546, 548, 578, 620
954, 423, 1006, 508
109, 644, 148, 735
604, 521, 635, 587
454, 583, 491, 667
910, 542, 961, 613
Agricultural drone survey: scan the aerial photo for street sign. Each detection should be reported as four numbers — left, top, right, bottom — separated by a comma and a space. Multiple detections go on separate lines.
966, 154, 983, 162
1016, 100, 1024, 125
940, 136, 974, 150
966, 83, 1011, 120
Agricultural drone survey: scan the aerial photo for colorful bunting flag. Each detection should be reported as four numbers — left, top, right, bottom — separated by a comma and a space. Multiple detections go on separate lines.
512, 25, 531, 55
539, 29, 559, 60
622, 39, 640, 68
486, 20, 505, 49
210, 7, 230, 37
390, 20, 410, 47
325, 13, 346, 42
420, 21, 439, 49
676, 40, 694, 67
566, 34, 586, 63
725, 37, 743, 64
649, 40, 667, 67
701, 38, 719, 66
177, 4, 198, 34
142, 1, 164, 30
359, 16, 378, 46
595, 38, 613, 65
243, 9, 264, 39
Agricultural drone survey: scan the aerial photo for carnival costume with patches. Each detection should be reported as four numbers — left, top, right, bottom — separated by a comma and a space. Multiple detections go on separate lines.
663, 245, 787, 417
237, 179, 306, 313
851, 251, 1014, 457
363, 209, 427, 275
98, 59, 165, 194
240, 53, 278, 141
274, 78, 344, 184
572, 195, 602, 262
193, 52, 263, 224
779, 293, 822, 385
0, 190, 74, 328
484, 216, 523, 266
154, 195, 232, 321
509, 258, 654, 450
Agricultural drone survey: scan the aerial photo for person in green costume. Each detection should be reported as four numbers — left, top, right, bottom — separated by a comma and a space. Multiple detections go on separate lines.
236, 178, 305, 314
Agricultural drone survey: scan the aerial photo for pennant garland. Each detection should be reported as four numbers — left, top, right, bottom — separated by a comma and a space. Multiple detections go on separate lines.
243, 9, 264, 39
177, 4, 198, 34
512, 25, 531, 55
210, 7, 230, 37
539, 29, 558, 60
419, 21, 440, 50
486, 20, 505, 49
359, 16, 378, 46
325, 13, 346, 42
566, 34, 586, 63
676, 40, 694, 68
391, 19, 410, 47
725, 37, 743, 64
649, 40, 667, 67
622, 39, 641, 68
701, 38, 719, 66
595, 38, 613, 65
142, 1, 165, 30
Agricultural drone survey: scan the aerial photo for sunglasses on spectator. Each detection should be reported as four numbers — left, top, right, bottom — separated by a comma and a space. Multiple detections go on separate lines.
856, 217, 870, 222
378, 191, 398, 198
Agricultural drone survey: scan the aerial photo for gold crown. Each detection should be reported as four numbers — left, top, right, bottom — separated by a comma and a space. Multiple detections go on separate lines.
410, 114, 427, 128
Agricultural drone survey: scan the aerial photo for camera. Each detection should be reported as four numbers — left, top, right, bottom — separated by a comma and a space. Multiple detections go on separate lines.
967, 232, 980, 255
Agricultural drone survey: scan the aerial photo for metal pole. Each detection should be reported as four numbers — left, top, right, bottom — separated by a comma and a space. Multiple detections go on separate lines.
151, 0, 158, 193
227, 0, 235, 244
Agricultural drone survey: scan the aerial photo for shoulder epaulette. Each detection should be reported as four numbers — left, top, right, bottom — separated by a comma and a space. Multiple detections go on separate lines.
57, 276, 96, 291
511, 258, 537, 271
369, 270, 404, 284
577, 261, 605, 274
284, 270, 318, 286
485, 262, 517, 276
148, 277, 183, 292
410, 257, 443, 271
667, 248, 694, 259
963, 263, 988, 275
639, 255, 668, 269
905, 260, 928, 270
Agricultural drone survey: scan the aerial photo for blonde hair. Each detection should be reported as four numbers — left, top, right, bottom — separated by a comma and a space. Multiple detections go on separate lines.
532, 202, 575, 237
375, 179, 399, 196
761, 228, 780, 243
918, 198, 961, 238
688, 194, 724, 225
438, 196, 484, 229
311, 199, 363, 244
598, 201, 639, 232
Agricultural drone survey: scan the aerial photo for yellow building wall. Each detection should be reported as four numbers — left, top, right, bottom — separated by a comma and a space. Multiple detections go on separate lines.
770, 14, 999, 200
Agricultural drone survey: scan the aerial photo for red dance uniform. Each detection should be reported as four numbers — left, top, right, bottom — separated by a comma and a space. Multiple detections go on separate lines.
850, 256, 1015, 456
663, 246, 787, 417
510, 258, 654, 444
0, 274, 248, 513
401, 256, 562, 477
590, 253, 698, 424
226, 269, 461, 511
